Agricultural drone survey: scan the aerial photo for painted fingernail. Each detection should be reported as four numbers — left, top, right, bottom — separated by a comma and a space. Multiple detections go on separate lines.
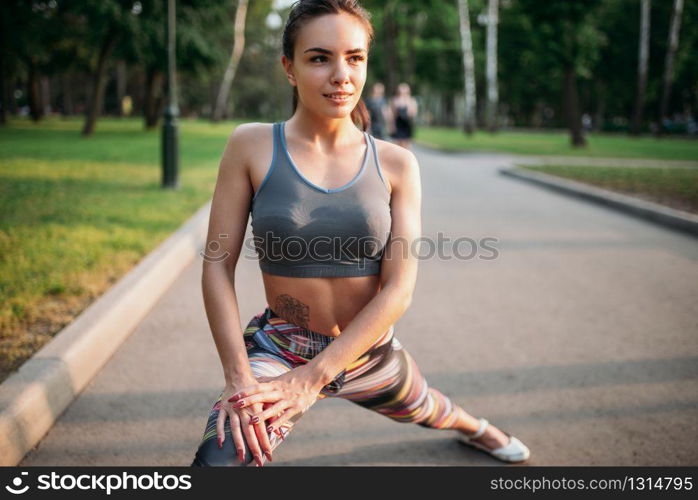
233, 400, 244, 408
254, 454, 262, 467
267, 425, 274, 433
229, 394, 240, 402
217, 437, 222, 449
250, 415, 259, 424
265, 451, 273, 462
237, 449, 244, 463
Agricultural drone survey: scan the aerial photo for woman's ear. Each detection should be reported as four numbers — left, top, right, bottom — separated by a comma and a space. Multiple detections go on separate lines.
281, 55, 296, 86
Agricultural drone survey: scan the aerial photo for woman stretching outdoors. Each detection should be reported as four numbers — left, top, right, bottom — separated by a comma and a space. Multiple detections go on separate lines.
191, 0, 531, 467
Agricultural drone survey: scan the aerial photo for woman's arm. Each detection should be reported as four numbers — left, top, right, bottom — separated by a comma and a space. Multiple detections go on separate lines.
303, 146, 422, 391
410, 97, 418, 119
202, 123, 274, 465
202, 125, 256, 384
384, 100, 395, 134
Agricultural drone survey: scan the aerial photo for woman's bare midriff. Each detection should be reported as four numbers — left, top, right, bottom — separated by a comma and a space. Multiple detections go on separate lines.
261, 272, 382, 337
246, 122, 392, 338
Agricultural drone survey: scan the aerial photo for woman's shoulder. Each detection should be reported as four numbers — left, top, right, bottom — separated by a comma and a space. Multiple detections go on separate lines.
226, 122, 275, 158
370, 138, 419, 194
229, 121, 275, 142
220, 122, 276, 182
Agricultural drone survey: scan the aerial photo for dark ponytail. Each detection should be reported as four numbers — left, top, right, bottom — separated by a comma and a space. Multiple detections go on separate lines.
283, 0, 374, 131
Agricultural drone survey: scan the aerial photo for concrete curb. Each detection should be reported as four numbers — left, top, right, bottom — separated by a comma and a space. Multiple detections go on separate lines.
0, 200, 212, 466
499, 166, 698, 238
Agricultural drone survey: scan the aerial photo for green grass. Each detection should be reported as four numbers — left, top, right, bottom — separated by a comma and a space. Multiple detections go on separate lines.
416, 126, 698, 161
519, 164, 698, 214
0, 116, 237, 382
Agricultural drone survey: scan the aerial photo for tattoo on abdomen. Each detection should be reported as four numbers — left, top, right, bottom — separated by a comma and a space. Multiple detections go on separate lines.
274, 294, 310, 329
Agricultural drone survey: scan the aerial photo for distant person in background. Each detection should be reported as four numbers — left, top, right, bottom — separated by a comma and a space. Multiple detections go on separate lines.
365, 82, 389, 139
390, 82, 418, 150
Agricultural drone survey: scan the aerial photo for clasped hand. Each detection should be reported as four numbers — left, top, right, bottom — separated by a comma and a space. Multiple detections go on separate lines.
229, 365, 323, 436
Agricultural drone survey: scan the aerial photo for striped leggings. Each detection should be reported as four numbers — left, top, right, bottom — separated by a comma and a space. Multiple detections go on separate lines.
191, 307, 468, 466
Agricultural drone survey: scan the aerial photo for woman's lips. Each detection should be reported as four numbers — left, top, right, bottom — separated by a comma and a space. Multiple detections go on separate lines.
324, 93, 352, 104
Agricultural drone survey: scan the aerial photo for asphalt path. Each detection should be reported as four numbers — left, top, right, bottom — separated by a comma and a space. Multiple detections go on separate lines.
20, 145, 698, 466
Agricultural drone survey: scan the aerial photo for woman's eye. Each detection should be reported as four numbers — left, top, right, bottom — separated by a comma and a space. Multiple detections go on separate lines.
310, 55, 364, 63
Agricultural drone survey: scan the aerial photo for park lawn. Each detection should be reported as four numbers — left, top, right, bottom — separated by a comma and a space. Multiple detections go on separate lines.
0, 116, 238, 383
416, 126, 698, 161
518, 164, 698, 214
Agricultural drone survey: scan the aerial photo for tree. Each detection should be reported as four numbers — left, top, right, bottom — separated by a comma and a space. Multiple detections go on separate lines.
3, 0, 695, 134
382, 0, 399, 97
101, 0, 234, 129
212, 0, 249, 122
657, 0, 684, 135
457, 0, 477, 134
518, 0, 603, 147
631, 0, 650, 135
72, 0, 138, 136
484, 0, 499, 132
0, 0, 65, 123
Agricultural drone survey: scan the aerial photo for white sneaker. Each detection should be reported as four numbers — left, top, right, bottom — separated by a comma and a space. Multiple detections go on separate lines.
456, 417, 531, 463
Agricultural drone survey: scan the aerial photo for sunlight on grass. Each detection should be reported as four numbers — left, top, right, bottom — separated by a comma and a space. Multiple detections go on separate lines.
520, 165, 698, 214
0, 116, 242, 382
416, 126, 698, 161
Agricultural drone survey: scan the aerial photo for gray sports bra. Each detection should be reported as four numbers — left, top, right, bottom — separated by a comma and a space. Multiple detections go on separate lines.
250, 121, 392, 278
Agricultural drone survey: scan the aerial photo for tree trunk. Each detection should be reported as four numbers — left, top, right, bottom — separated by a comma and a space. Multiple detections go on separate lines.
116, 60, 127, 117
404, 3, 417, 83
62, 73, 74, 116
144, 66, 165, 129
212, 0, 248, 122
82, 29, 118, 136
594, 80, 606, 132
27, 61, 43, 121
0, 49, 6, 124
631, 0, 651, 135
442, 92, 454, 127
657, 0, 684, 136
457, 0, 477, 134
485, 0, 499, 132
383, 0, 398, 97
530, 100, 544, 128
40, 75, 51, 115
9, 76, 18, 115
563, 64, 586, 147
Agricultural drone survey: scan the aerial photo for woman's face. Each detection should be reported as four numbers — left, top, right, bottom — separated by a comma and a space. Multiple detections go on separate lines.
284, 12, 368, 119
